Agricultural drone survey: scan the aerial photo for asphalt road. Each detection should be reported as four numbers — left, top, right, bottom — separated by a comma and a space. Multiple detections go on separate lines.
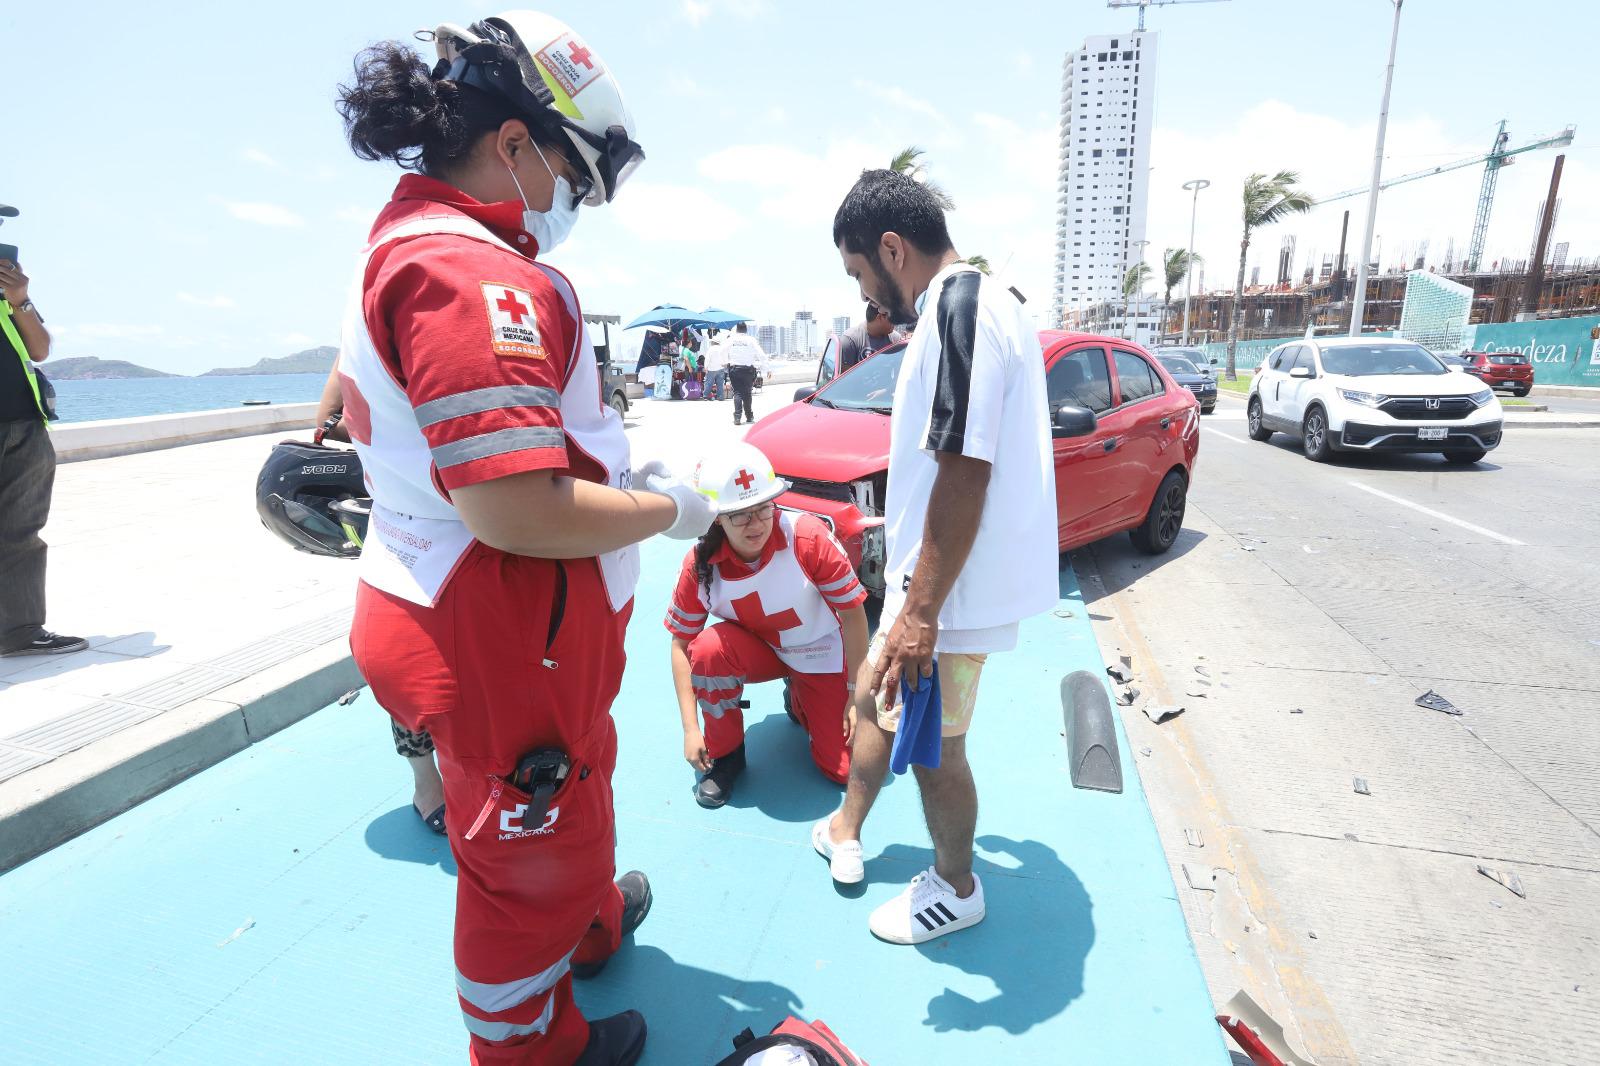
1075, 420, 1600, 1065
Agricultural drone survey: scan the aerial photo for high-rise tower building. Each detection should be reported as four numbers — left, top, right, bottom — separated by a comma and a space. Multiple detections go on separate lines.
1053, 31, 1158, 326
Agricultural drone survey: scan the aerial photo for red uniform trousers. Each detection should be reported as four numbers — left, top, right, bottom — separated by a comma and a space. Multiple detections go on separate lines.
352, 544, 631, 1066
687, 622, 851, 784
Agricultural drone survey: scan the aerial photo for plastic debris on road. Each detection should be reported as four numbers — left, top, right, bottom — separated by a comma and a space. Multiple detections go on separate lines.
1182, 863, 1216, 892
1117, 686, 1140, 706
1415, 689, 1463, 716
1353, 777, 1371, 796
1183, 828, 1204, 848
1143, 704, 1184, 724
1106, 664, 1133, 685
1476, 864, 1527, 899
337, 689, 362, 706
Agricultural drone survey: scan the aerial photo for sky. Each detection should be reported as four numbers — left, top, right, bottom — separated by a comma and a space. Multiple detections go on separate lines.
6, 0, 1599, 374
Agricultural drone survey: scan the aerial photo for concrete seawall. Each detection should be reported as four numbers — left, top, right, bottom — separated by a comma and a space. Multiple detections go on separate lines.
53, 403, 319, 463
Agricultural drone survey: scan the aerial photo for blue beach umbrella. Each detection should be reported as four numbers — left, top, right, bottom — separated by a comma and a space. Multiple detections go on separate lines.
625, 304, 716, 331
699, 308, 752, 328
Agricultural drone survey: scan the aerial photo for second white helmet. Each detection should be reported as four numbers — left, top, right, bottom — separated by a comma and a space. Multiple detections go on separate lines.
692, 443, 790, 515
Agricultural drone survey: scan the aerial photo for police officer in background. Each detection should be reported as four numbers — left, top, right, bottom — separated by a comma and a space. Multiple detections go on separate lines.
722, 322, 768, 426
0, 244, 87, 658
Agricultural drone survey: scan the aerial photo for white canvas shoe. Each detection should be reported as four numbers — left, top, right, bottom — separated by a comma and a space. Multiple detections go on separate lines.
811, 812, 865, 884
868, 867, 985, 944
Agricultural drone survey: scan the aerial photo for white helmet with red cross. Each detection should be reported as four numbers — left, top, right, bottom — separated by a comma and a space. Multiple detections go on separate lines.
430, 11, 643, 206
692, 443, 790, 515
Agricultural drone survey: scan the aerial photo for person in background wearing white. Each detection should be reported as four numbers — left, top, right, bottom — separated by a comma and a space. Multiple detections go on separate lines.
722, 322, 769, 427
701, 328, 729, 401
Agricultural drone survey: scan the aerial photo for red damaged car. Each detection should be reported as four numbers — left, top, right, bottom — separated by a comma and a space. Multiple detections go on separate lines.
745, 331, 1201, 599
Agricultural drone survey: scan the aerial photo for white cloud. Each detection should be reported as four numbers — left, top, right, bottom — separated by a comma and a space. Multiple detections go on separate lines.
666, 73, 708, 98
283, 332, 315, 346
336, 205, 376, 225
1135, 101, 1599, 296
177, 292, 235, 309
853, 79, 946, 125
220, 200, 305, 227
608, 182, 745, 242
697, 140, 884, 229
680, 0, 767, 23
241, 147, 280, 169
55, 323, 165, 339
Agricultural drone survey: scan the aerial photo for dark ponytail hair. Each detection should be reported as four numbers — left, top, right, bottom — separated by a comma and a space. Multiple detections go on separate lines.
693, 523, 726, 601
336, 40, 558, 177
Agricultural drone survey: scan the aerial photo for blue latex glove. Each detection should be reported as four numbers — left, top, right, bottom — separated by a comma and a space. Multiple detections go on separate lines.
889, 661, 943, 774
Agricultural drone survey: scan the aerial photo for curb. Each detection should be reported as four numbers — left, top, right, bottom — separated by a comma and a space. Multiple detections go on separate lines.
0, 641, 362, 873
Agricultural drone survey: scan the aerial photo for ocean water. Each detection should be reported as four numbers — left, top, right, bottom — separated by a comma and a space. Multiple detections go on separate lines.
47, 374, 327, 424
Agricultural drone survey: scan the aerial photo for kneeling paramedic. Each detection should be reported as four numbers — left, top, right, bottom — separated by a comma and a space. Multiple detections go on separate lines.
666, 443, 869, 807
335, 13, 714, 1065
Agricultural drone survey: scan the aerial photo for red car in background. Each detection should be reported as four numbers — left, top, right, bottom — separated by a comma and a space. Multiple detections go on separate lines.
1462, 350, 1534, 396
744, 331, 1201, 600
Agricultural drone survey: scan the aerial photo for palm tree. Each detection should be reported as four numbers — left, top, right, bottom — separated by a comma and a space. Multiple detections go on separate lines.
965, 254, 992, 275
1226, 171, 1315, 379
1162, 248, 1202, 339
889, 145, 956, 210
1122, 262, 1153, 340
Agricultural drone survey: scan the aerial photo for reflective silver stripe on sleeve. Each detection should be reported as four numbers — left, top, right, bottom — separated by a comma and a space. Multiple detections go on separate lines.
825, 588, 863, 605
456, 952, 572, 1014
415, 385, 560, 429
815, 574, 859, 594
460, 994, 557, 1041
691, 674, 741, 692
431, 426, 565, 469
669, 604, 708, 624
698, 696, 742, 718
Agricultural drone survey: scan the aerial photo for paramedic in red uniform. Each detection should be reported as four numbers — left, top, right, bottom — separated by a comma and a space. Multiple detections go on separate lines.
665, 443, 869, 808
336, 13, 714, 1066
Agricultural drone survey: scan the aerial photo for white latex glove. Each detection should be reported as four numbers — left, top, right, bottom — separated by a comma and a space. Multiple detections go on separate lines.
634, 460, 716, 540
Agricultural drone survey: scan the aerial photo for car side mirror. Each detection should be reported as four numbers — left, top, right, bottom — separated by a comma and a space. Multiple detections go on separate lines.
1209, 358, 1219, 366
793, 385, 819, 402
1053, 405, 1097, 439
1289, 366, 1313, 379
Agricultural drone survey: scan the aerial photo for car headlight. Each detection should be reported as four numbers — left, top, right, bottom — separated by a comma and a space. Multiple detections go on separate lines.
1337, 388, 1388, 408
1468, 388, 1494, 408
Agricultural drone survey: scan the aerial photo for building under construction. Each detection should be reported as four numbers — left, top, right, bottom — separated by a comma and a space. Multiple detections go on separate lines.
1175, 260, 1600, 345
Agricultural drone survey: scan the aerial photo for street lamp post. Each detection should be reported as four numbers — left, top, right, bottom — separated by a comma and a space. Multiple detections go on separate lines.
1181, 178, 1210, 345
1129, 239, 1150, 341
1350, 0, 1404, 336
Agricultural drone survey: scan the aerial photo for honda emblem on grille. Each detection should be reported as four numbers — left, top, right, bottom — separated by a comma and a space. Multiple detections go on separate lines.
1425, 397, 1441, 410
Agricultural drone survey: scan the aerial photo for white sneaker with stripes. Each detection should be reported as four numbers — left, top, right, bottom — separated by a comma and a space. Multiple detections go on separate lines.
868, 867, 985, 944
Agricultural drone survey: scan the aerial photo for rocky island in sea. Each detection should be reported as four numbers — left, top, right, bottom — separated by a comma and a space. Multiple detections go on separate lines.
201, 346, 337, 377
42, 356, 178, 380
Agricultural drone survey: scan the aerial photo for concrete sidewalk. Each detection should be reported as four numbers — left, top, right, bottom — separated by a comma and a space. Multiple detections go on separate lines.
0, 382, 815, 870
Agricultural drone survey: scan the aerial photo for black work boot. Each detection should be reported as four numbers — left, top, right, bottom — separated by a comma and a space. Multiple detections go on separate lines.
575, 1010, 647, 1066
572, 871, 652, 980
694, 743, 746, 809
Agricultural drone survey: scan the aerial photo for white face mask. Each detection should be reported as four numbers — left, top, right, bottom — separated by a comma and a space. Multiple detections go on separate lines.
507, 142, 581, 255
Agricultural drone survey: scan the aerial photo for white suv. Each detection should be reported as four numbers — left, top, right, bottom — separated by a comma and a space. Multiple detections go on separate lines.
1246, 337, 1504, 464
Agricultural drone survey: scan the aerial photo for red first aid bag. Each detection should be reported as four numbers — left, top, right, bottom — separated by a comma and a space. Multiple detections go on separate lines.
712, 1017, 869, 1065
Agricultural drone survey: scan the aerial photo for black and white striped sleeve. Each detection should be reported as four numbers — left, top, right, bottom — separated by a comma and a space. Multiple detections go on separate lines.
925, 271, 1006, 463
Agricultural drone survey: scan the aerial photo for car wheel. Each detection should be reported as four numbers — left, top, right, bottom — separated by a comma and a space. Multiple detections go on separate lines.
1129, 470, 1187, 555
1246, 397, 1273, 441
1301, 406, 1333, 462
1445, 448, 1487, 465
609, 392, 627, 418
1515, 386, 1531, 397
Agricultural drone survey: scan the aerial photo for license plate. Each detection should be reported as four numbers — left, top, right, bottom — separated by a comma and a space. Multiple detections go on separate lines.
1418, 427, 1449, 441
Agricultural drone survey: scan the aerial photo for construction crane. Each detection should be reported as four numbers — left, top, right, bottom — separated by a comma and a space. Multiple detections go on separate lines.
1319, 120, 1576, 272
1107, 0, 1229, 32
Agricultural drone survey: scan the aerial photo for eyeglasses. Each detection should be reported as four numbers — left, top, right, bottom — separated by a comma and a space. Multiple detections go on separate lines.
725, 503, 775, 528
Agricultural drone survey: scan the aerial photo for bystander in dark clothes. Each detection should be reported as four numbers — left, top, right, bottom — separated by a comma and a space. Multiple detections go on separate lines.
0, 256, 86, 656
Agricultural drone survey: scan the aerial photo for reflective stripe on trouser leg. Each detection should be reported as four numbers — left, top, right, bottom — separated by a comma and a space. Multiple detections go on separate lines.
686, 621, 790, 758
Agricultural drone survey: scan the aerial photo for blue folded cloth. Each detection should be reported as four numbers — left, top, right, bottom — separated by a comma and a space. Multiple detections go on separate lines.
889, 661, 943, 774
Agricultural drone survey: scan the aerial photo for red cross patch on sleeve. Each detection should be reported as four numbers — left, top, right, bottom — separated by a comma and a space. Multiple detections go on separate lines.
481, 282, 548, 359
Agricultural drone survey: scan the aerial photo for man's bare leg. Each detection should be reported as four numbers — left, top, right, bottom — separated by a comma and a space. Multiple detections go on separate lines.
833, 703, 890, 842
912, 733, 977, 897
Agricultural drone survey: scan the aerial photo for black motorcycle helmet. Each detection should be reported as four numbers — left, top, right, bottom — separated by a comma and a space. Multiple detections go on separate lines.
256, 440, 369, 558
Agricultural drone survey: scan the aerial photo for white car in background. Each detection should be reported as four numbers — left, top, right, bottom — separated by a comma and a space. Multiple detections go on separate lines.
1247, 337, 1504, 465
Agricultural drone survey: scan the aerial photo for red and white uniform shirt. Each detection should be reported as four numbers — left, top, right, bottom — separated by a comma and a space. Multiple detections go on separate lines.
337, 175, 638, 610
664, 511, 868, 673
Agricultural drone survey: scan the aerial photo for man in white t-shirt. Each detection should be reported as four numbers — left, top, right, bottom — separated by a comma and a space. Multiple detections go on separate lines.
812, 168, 1057, 945
722, 323, 769, 426
701, 329, 730, 400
